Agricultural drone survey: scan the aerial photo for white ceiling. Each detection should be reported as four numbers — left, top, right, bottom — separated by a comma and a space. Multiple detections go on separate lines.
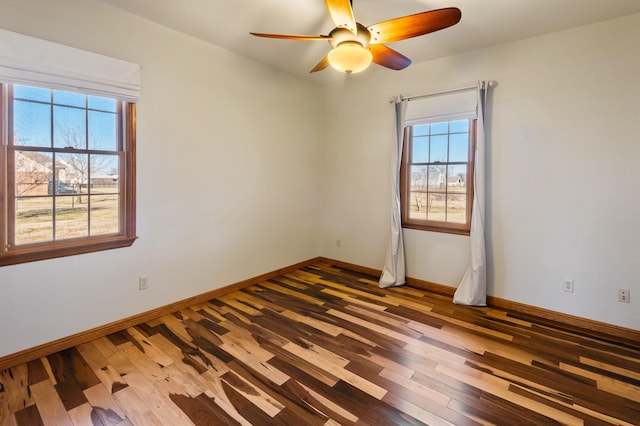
98, 0, 640, 84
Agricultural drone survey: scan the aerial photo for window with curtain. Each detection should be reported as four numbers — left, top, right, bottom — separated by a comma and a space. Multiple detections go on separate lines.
399, 89, 478, 235
0, 28, 140, 266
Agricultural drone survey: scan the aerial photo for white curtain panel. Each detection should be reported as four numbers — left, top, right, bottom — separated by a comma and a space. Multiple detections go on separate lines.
453, 81, 492, 306
379, 98, 408, 288
0, 28, 140, 102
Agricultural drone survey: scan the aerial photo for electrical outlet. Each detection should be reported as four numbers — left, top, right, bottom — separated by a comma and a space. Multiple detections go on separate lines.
336, 239, 342, 248
617, 288, 630, 303
562, 279, 574, 293
139, 276, 149, 291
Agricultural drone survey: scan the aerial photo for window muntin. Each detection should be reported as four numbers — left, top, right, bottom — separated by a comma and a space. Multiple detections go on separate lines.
1, 83, 136, 266
401, 119, 475, 235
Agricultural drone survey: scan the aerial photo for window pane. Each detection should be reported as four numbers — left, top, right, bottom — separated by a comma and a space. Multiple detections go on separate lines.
54, 90, 86, 108
449, 133, 469, 162
430, 135, 448, 163
15, 151, 52, 196
89, 111, 117, 151
410, 165, 428, 191
414, 124, 429, 136
408, 192, 427, 220
54, 106, 86, 149
55, 195, 88, 239
430, 122, 448, 135
428, 165, 446, 190
13, 100, 52, 147
90, 194, 119, 235
427, 193, 446, 222
411, 136, 429, 163
15, 197, 53, 245
88, 96, 117, 112
447, 165, 467, 193
450, 120, 469, 133
447, 194, 467, 223
14, 85, 50, 102
57, 153, 89, 195
90, 155, 119, 194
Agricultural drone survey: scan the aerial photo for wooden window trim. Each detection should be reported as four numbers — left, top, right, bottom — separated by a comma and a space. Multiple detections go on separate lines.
0, 88, 136, 267
400, 120, 477, 236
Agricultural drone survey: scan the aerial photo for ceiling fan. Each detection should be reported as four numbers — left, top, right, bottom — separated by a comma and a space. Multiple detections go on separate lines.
250, 0, 461, 74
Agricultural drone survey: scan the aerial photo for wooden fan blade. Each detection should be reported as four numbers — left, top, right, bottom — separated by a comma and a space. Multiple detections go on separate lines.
369, 44, 411, 70
310, 56, 330, 73
325, 0, 357, 33
250, 32, 330, 41
368, 7, 461, 44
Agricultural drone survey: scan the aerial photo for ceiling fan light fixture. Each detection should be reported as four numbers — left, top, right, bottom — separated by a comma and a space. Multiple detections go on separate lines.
327, 41, 372, 74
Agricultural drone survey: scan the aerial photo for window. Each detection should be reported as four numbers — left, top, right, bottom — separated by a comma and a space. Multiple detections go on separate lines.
0, 83, 136, 266
401, 118, 476, 235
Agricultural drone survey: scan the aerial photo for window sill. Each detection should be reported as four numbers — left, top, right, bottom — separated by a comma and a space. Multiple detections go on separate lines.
402, 222, 470, 236
0, 235, 138, 267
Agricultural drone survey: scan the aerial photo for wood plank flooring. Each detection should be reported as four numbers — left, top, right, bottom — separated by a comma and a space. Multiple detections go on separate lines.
1, 262, 639, 425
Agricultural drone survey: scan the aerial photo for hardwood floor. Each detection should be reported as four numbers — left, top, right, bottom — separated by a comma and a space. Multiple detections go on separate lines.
1, 261, 639, 425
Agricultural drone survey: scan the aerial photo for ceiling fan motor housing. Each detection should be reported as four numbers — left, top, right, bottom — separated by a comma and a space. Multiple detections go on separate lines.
329, 23, 371, 49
